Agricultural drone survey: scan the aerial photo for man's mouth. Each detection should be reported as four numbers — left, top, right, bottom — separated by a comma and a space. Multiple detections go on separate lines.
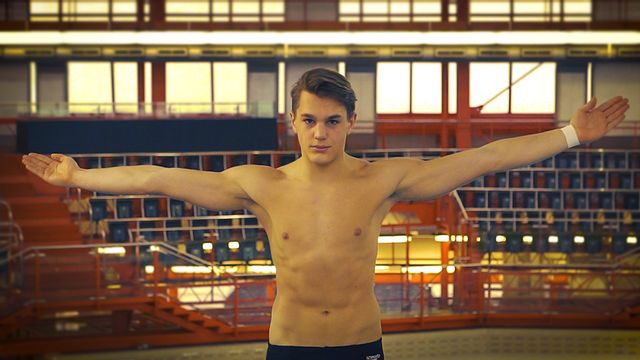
311, 146, 330, 152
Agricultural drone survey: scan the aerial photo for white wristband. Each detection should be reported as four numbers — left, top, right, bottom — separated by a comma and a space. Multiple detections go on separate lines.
561, 124, 580, 148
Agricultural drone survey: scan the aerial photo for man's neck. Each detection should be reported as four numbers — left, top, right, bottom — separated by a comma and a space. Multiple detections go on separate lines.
297, 152, 351, 183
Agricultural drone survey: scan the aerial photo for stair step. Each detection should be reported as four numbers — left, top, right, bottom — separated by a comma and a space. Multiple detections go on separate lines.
0, 184, 36, 197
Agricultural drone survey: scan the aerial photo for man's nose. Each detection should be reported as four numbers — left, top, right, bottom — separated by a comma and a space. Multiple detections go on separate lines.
314, 124, 327, 139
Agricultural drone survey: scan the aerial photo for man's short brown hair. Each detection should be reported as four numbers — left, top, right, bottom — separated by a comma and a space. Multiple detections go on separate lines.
291, 68, 357, 120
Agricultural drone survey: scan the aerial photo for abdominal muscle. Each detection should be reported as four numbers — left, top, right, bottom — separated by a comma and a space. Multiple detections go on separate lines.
268, 270, 382, 347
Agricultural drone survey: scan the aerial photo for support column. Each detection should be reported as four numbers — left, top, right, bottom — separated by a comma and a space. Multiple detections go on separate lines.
456, 61, 472, 149
151, 62, 165, 116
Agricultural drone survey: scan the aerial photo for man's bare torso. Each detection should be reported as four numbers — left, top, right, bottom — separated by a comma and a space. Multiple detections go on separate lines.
238, 155, 401, 346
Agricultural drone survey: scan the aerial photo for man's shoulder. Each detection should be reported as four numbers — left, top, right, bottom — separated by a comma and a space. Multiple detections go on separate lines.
224, 164, 284, 182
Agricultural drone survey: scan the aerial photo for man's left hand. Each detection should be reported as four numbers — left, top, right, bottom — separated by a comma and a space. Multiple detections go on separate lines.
571, 96, 630, 143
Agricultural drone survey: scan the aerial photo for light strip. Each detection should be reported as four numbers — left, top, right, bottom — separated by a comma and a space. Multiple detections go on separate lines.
1, 31, 639, 46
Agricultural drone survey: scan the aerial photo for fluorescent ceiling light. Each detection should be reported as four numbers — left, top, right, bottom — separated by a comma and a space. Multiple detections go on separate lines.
378, 235, 411, 243
1, 31, 639, 46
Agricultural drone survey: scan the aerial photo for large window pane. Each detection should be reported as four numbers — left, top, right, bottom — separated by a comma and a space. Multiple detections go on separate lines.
213, 62, 247, 114
114, 62, 138, 114
68, 62, 112, 113
166, 0, 209, 22
470, 62, 510, 113
511, 62, 556, 114
166, 62, 212, 114
377, 62, 410, 114
470, 0, 510, 22
412, 62, 442, 114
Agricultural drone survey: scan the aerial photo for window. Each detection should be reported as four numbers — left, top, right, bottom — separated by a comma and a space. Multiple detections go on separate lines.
113, 62, 138, 113
511, 62, 556, 113
213, 62, 247, 114
377, 62, 410, 114
412, 62, 442, 114
166, 62, 212, 114
470, 62, 510, 113
68, 62, 112, 113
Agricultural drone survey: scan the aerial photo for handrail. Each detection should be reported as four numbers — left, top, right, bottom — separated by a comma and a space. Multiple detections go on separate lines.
0, 199, 14, 221
0, 221, 24, 248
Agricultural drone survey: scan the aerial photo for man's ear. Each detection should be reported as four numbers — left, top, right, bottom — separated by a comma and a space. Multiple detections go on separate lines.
347, 112, 357, 135
289, 112, 297, 134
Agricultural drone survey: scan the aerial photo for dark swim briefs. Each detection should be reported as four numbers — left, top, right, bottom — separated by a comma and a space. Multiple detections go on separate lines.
266, 338, 384, 360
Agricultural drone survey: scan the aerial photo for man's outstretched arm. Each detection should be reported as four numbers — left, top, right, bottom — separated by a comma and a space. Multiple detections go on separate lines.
21, 153, 254, 211
390, 96, 630, 201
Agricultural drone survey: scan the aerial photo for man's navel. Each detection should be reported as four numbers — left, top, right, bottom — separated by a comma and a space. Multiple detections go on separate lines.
321, 310, 330, 316
282, 232, 289, 240
354, 228, 362, 236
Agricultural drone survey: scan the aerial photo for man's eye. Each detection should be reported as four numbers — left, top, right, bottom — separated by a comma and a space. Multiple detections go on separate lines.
329, 120, 339, 125
303, 119, 314, 124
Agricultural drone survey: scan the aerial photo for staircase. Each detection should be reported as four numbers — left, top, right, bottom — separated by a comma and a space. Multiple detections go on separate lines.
0, 153, 82, 247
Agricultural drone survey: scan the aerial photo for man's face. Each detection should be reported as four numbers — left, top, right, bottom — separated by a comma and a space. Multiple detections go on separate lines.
290, 90, 356, 166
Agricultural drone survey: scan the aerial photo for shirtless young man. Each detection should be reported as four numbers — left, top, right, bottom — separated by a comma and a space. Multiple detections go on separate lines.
22, 68, 629, 360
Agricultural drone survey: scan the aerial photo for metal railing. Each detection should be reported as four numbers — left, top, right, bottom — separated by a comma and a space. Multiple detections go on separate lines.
0, 101, 277, 118
1, 240, 639, 325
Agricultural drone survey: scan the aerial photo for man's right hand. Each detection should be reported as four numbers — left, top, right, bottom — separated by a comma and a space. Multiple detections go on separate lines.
22, 153, 80, 187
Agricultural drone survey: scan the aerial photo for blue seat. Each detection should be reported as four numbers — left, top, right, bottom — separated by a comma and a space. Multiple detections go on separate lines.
253, 154, 272, 166
135, 156, 151, 165
208, 156, 225, 172
191, 219, 209, 241
585, 233, 603, 254
108, 222, 129, 243
479, 231, 499, 253
165, 220, 181, 242
186, 241, 203, 258
186, 156, 201, 170
143, 198, 160, 218
115, 199, 133, 218
558, 232, 574, 254
496, 173, 507, 188
90, 200, 108, 221
169, 199, 185, 217
139, 221, 156, 241
625, 195, 638, 210
241, 241, 257, 262
612, 233, 628, 254
506, 232, 524, 253
243, 217, 259, 239
214, 242, 230, 263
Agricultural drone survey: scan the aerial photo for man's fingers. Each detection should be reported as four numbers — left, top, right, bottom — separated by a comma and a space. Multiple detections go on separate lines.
607, 104, 630, 122
22, 154, 45, 169
24, 163, 45, 178
580, 97, 597, 111
30, 152, 55, 164
594, 96, 623, 113
603, 99, 629, 117
606, 115, 625, 132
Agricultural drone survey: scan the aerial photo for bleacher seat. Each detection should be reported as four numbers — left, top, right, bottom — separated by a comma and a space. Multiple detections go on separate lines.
139, 221, 156, 240
90, 199, 108, 221
558, 232, 574, 253
479, 231, 499, 253
585, 233, 603, 254
165, 219, 182, 242
253, 154, 272, 166
506, 233, 524, 253
143, 198, 160, 217
186, 156, 201, 170
134, 156, 151, 165
208, 156, 225, 172
115, 199, 133, 218
243, 217, 259, 239
241, 241, 257, 262
186, 241, 203, 258
169, 199, 185, 217
214, 242, 230, 263
191, 219, 209, 241
108, 222, 129, 243
612, 233, 629, 254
